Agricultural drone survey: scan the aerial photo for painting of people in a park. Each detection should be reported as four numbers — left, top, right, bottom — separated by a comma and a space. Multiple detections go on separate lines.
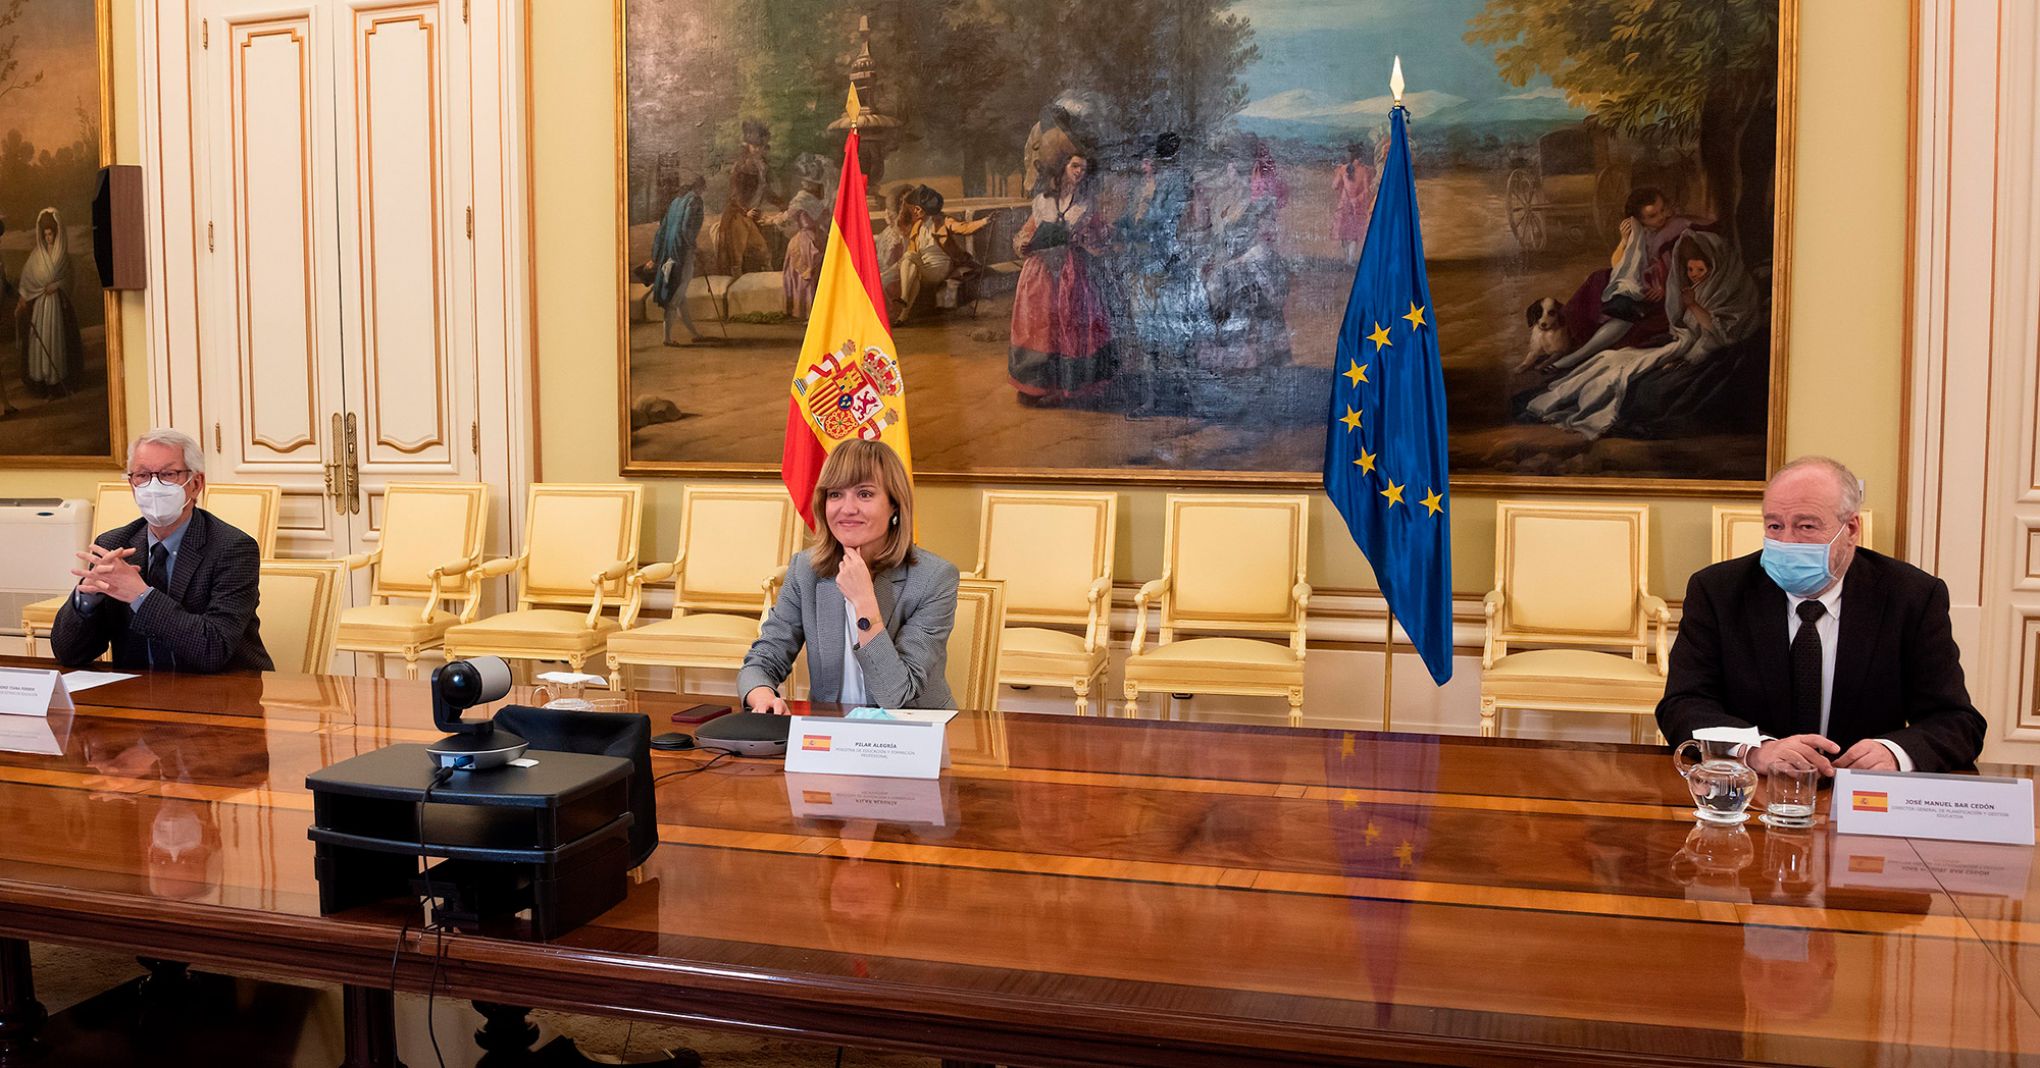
621, 0, 1786, 485
0, 0, 120, 466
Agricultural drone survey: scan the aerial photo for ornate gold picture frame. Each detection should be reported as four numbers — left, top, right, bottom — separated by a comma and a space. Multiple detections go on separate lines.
615, 0, 1794, 496
0, 0, 125, 468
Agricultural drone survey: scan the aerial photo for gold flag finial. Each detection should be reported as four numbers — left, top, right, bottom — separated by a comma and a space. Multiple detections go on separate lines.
1390, 55, 1405, 107
844, 83, 862, 129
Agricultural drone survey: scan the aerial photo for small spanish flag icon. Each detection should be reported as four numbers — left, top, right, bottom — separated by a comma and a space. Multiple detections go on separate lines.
1852, 791, 1889, 813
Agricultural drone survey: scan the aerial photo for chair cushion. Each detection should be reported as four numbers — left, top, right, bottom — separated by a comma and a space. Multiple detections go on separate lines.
20, 595, 63, 629
999, 626, 1106, 679
1482, 648, 1666, 706
1484, 648, 1661, 682
607, 612, 758, 664
1002, 626, 1091, 656
1133, 636, 1299, 665
616, 612, 758, 640
338, 603, 459, 644
449, 609, 618, 636
1124, 636, 1303, 690
444, 611, 619, 659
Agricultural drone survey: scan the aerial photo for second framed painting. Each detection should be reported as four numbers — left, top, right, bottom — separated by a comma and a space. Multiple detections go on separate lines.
617, 0, 1794, 493
0, 0, 125, 468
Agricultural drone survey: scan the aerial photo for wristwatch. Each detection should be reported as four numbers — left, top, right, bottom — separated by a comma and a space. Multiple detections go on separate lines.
856, 616, 872, 632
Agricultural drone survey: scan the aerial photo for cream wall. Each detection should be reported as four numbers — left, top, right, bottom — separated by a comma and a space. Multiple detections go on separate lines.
2, 0, 148, 498
532, 0, 1911, 599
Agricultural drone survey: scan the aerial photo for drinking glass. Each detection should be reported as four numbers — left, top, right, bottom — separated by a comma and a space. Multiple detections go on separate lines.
1760, 765, 1819, 829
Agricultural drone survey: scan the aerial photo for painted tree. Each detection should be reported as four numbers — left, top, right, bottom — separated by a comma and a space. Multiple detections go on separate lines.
1466, 0, 1779, 259
891, 0, 1258, 195
0, 0, 44, 107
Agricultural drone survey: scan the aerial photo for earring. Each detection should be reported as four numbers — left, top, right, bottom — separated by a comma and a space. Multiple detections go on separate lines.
890, 513, 900, 527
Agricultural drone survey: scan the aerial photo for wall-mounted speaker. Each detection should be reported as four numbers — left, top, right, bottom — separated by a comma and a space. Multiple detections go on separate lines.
92, 165, 146, 291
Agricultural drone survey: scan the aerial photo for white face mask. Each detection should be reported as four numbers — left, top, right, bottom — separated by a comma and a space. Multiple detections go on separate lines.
133, 479, 189, 528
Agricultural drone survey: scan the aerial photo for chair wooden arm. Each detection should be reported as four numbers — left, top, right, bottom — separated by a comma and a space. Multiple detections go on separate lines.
586, 559, 638, 628
472, 555, 523, 579
339, 549, 381, 572
423, 554, 481, 623
1290, 581, 1313, 659
460, 555, 525, 623
1130, 572, 1171, 655
1482, 589, 1505, 670
620, 557, 684, 629
1082, 574, 1112, 653
758, 565, 789, 629
1641, 594, 1671, 676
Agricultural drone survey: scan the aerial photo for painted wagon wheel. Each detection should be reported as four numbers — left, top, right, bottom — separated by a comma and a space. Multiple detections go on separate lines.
1592, 165, 1631, 244
1505, 169, 1547, 252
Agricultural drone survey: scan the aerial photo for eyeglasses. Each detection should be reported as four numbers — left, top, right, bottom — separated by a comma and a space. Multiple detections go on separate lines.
126, 470, 196, 487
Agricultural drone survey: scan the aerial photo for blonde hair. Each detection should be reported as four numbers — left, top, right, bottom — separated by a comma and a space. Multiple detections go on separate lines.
808, 440, 914, 578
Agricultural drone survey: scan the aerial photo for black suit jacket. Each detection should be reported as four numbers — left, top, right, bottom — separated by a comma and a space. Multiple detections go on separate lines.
50, 508, 274, 674
1655, 549, 1985, 772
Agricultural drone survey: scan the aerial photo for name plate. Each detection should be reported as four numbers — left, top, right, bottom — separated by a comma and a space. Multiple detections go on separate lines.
783, 715, 945, 779
1834, 768, 2036, 846
0, 667, 72, 718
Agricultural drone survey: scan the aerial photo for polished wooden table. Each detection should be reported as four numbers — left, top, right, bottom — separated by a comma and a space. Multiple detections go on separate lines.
0, 659, 2035, 1067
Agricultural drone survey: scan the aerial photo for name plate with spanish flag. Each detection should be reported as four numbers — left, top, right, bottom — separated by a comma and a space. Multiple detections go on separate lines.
783, 715, 945, 780
1834, 768, 2035, 845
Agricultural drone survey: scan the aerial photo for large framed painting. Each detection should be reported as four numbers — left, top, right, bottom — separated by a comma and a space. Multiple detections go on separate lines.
0, 0, 123, 468
619, 0, 1793, 493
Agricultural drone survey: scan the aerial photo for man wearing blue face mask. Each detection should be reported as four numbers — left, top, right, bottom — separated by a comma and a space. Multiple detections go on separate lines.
1657, 456, 1985, 774
49, 428, 272, 673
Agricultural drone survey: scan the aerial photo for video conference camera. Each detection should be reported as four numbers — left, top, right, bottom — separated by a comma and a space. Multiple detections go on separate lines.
426, 656, 528, 772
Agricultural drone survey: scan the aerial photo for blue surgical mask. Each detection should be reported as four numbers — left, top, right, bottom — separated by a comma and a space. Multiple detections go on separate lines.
1761, 526, 1844, 598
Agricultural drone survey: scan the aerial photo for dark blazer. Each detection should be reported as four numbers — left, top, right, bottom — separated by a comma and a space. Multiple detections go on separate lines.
50, 508, 274, 674
739, 547, 959, 709
1656, 548, 1985, 772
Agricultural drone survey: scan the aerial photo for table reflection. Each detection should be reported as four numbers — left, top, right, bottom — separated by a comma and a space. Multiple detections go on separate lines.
1671, 823, 1754, 901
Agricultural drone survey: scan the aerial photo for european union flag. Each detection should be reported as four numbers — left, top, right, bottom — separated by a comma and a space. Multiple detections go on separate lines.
1324, 104, 1453, 684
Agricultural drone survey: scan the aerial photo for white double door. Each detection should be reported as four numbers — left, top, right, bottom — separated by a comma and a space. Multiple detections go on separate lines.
188, 0, 501, 558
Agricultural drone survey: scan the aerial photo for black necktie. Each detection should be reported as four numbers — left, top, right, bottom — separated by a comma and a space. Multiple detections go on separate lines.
1790, 600, 1827, 735
145, 543, 170, 592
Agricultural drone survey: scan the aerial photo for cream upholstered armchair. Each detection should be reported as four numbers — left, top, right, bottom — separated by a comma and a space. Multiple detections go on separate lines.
944, 578, 1008, 712
334, 482, 489, 678
257, 560, 346, 674
1122, 494, 1311, 724
442, 484, 644, 676
201, 483, 283, 556
967, 490, 1116, 714
606, 486, 803, 692
1480, 501, 1669, 742
1712, 505, 1876, 562
21, 481, 138, 654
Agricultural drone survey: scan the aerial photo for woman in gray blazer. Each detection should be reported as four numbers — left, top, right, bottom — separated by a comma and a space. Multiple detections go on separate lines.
739, 440, 960, 711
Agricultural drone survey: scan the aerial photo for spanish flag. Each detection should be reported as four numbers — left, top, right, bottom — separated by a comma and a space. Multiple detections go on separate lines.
781, 85, 914, 528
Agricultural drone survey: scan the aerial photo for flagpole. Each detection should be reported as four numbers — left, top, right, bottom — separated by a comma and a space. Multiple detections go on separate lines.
1382, 605, 1395, 733
1381, 54, 1404, 737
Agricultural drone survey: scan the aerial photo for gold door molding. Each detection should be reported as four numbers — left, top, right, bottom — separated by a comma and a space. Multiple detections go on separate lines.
228, 18, 322, 459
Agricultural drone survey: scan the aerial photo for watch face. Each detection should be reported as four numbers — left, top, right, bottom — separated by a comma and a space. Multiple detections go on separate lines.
856, 617, 871, 631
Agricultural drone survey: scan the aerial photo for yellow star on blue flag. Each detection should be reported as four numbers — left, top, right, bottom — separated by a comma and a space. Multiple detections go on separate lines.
1322, 101, 1453, 685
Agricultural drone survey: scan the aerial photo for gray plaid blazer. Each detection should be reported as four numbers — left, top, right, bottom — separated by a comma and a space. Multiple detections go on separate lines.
739, 547, 958, 709
50, 508, 274, 674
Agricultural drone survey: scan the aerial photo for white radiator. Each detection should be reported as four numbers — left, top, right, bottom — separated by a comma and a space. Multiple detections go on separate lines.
0, 498, 91, 634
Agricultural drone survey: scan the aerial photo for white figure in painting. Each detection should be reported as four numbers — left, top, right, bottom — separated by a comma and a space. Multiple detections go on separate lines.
17, 208, 83, 399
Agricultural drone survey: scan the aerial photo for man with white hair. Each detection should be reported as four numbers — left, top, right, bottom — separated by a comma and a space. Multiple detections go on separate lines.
1658, 456, 1985, 773
50, 428, 272, 673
